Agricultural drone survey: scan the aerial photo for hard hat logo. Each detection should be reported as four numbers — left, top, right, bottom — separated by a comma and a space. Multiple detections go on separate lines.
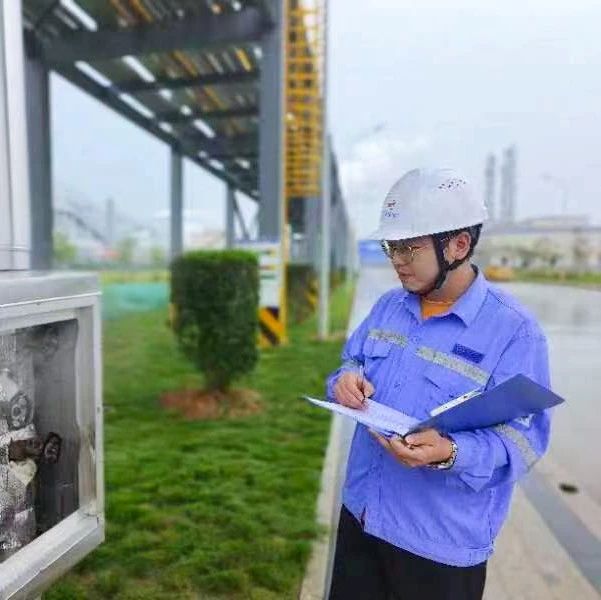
368, 168, 488, 242
437, 178, 467, 190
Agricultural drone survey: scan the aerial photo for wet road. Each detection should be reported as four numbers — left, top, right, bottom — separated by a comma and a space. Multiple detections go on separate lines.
501, 281, 601, 504
347, 266, 601, 505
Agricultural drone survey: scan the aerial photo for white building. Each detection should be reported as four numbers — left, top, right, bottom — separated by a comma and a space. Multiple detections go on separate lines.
477, 215, 601, 272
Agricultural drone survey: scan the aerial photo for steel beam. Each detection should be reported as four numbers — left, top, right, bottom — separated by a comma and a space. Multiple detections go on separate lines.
233, 195, 251, 241
170, 149, 183, 260
258, 0, 284, 239
25, 56, 53, 269
38, 8, 270, 64
249, 0, 276, 25
156, 105, 258, 124
209, 150, 258, 161
117, 71, 258, 94
53, 64, 257, 198
182, 133, 258, 157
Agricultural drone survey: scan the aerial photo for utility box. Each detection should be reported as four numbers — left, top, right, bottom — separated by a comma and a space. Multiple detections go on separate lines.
0, 271, 104, 598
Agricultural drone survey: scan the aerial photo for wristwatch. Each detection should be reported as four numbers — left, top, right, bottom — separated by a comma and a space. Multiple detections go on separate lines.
427, 436, 458, 470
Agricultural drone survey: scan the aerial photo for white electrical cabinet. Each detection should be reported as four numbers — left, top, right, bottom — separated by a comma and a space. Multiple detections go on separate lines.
0, 272, 104, 599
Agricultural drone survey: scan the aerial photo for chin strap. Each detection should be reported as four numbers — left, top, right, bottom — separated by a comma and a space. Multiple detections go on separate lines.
417, 227, 481, 297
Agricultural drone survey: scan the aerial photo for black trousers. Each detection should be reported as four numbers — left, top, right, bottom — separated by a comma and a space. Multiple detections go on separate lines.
328, 505, 487, 600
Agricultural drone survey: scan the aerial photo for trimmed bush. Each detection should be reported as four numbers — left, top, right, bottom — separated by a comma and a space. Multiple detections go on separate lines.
170, 250, 259, 391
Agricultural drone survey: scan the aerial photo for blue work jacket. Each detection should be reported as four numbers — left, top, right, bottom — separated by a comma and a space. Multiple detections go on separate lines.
325, 267, 552, 566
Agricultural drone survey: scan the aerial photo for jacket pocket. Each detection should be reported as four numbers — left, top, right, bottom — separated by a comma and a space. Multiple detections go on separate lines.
362, 337, 392, 383
423, 363, 480, 414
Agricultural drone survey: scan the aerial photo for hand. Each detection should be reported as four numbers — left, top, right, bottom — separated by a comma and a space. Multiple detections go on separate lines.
334, 370, 375, 410
369, 428, 453, 468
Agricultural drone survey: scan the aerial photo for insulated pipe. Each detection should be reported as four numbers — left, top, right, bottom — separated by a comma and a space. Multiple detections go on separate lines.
0, 0, 31, 270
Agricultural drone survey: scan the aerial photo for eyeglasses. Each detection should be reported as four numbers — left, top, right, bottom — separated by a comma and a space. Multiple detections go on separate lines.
380, 240, 426, 265
381, 236, 453, 264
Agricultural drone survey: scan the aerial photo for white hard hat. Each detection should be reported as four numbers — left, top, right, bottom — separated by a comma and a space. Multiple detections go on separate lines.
367, 168, 488, 240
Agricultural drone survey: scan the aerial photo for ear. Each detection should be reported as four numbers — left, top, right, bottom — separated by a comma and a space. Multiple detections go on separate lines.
448, 231, 472, 261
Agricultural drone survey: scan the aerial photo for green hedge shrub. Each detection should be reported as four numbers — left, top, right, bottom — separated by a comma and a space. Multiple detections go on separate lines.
170, 250, 259, 391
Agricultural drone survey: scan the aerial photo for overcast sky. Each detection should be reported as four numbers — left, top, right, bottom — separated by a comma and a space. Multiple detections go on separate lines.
51, 0, 601, 241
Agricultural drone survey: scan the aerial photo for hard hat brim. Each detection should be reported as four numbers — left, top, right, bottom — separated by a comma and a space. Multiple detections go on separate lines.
367, 219, 486, 241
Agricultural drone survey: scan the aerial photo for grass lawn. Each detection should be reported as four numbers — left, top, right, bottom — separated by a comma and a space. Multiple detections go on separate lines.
99, 270, 169, 285
45, 281, 355, 600
514, 269, 601, 288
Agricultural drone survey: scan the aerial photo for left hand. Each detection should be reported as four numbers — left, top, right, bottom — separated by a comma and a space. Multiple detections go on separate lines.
369, 428, 453, 468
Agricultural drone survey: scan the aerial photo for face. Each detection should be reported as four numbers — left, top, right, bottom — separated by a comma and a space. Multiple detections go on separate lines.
386, 236, 439, 292
385, 232, 472, 293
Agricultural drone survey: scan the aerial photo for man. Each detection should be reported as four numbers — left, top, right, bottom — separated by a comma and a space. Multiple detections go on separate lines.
326, 168, 552, 600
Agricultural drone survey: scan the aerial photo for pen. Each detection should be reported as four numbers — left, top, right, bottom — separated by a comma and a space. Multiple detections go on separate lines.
359, 364, 366, 404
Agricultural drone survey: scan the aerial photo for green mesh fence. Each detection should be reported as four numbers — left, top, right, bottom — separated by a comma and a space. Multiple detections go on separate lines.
101, 282, 169, 320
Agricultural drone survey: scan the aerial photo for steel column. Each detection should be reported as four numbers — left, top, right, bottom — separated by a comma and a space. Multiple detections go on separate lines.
317, 0, 331, 339
170, 148, 183, 260
258, 0, 285, 240
26, 57, 53, 270
318, 135, 332, 339
225, 185, 235, 248
0, 0, 31, 270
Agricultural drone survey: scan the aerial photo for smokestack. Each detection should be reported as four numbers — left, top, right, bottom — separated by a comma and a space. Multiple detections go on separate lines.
484, 154, 496, 222
0, 0, 31, 270
500, 145, 517, 223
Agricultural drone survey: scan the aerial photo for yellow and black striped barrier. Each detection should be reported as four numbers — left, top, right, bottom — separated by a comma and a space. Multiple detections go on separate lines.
258, 306, 287, 347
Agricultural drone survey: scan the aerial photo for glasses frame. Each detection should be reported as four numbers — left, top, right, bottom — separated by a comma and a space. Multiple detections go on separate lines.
380, 236, 452, 265
380, 240, 424, 264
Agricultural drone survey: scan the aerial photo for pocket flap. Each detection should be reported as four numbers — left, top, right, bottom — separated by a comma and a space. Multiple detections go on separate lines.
424, 364, 478, 399
362, 337, 392, 358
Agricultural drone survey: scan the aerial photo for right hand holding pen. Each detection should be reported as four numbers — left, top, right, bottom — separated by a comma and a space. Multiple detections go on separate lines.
334, 370, 374, 410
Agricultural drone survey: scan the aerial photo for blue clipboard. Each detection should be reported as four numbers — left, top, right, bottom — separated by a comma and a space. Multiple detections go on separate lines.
410, 373, 564, 435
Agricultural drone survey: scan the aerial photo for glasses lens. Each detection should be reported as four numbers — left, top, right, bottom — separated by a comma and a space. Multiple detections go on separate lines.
381, 241, 413, 264
380, 240, 391, 257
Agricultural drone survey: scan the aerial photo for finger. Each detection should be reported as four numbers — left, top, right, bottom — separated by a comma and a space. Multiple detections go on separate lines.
405, 429, 438, 447
341, 379, 366, 403
390, 434, 414, 448
368, 429, 392, 450
405, 446, 435, 467
363, 379, 375, 398
343, 384, 368, 410
334, 381, 361, 407
389, 437, 419, 460
339, 391, 364, 409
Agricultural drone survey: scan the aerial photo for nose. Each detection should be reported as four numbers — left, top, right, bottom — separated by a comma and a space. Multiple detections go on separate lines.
391, 255, 410, 268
